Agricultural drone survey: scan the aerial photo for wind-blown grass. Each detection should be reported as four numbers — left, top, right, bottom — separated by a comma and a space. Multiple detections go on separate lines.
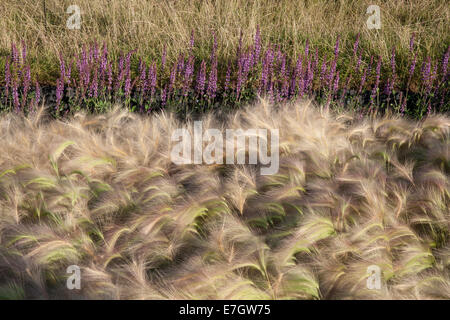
0, 99, 448, 299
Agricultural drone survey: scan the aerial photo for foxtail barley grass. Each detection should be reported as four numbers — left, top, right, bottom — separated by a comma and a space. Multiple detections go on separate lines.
0, 99, 448, 299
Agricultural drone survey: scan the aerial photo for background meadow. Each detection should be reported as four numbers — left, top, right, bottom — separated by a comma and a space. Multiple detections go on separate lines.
0, 0, 449, 117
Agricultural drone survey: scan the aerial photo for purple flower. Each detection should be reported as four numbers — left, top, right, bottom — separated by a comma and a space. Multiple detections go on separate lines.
124, 50, 134, 97
150, 62, 157, 98
177, 54, 185, 75
182, 56, 194, 96
327, 59, 337, 87
390, 47, 396, 75
358, 68, 367, 94
12, 78, 20, 112
22, 66, 31, 107
196, 60, 206, 96
59, 53, 66, 82
442, 46, 449, 80
334, 36, 340, 60
34, 81, 41, 107
207, 59, 218, 99
56, 77, 64, 109
399, 92, 405, 115
422, 56, 431, 92
161, 85, 168, 106
11, 42, 19, 67
333, 71, 340, 94
107, 62, 113, 92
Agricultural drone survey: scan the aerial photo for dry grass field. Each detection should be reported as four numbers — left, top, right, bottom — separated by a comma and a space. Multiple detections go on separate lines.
0, 99, 448, 299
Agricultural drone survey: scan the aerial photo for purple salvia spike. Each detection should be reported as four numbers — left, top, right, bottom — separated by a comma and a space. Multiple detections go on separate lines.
22, 65, 31, 108
12, 77, 20, 112
358, 68, 367, 94
182, 55, 194, 97
196, 60, 206, 96
34, 81, 41, 109
56, 77, 64, 110
442, 46, 449, 80
107, 62, 113, 92
207, 58, 218, 99
59, 52, 66, 82
400, 94, 406, 115
422, 56, 431, 92
151, 61, 157, 98
161, 85, 168, 107
333, 71, 340, 94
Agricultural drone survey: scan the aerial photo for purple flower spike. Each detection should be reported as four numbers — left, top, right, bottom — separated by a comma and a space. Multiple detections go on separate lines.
22, 66, 31, 107
207, 59, 218, 99
12, 78, 20, 112
333, 71, 340, 94
442, 46, 449, 80
358, 68, 367, 94
34, 81, 41, 108
196, 60, 206, 96
56, 77, 64, 110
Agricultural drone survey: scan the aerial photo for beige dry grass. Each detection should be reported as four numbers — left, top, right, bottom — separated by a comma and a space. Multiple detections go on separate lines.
0, 0, 449, 83
0, 99, 449, 299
